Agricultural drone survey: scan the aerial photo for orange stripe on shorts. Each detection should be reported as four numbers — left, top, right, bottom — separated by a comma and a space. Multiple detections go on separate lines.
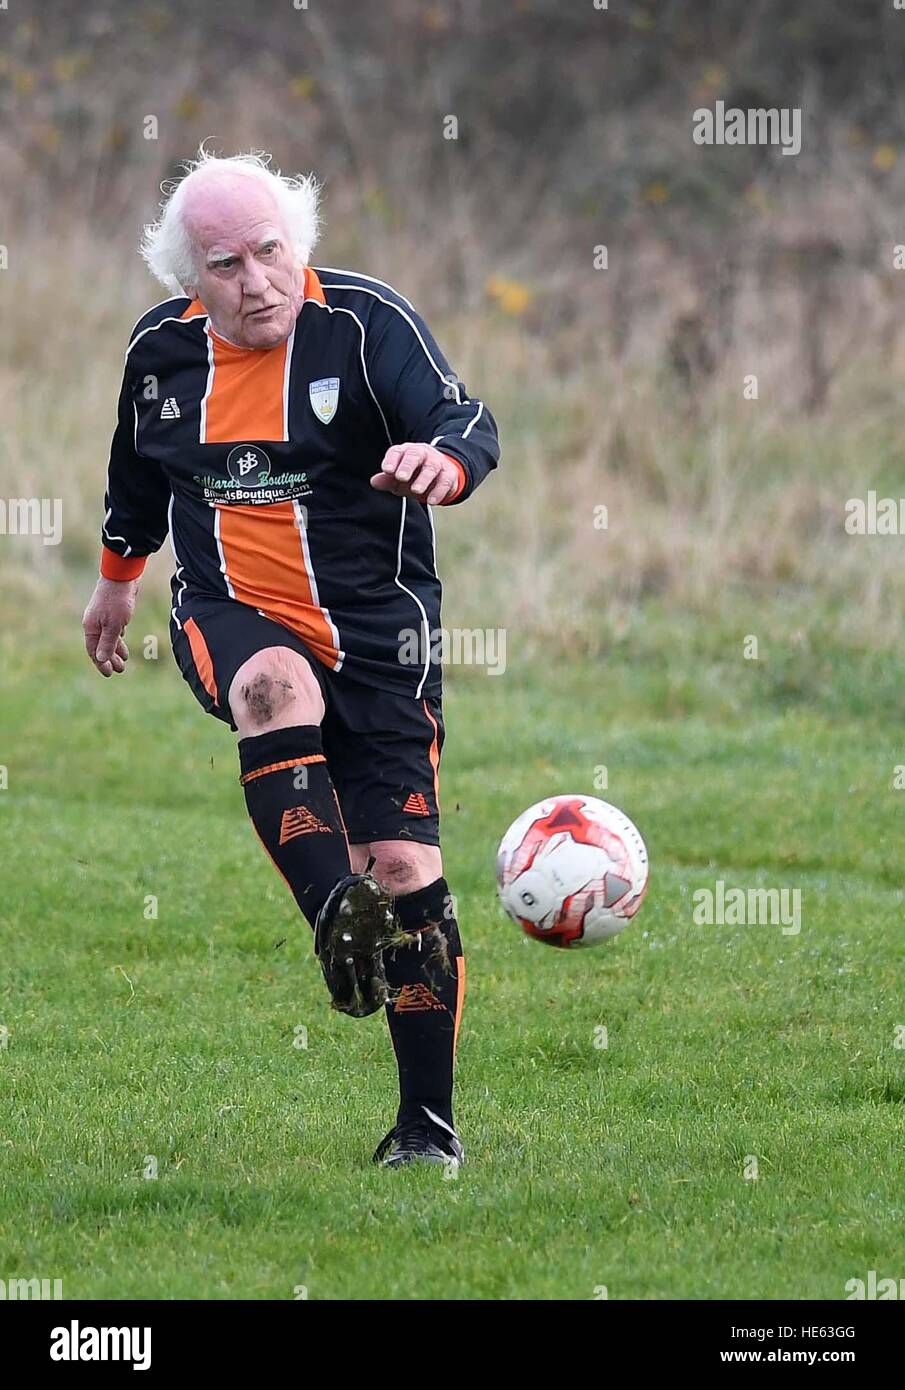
184, 617, 218, 705
422, 699, 441, 809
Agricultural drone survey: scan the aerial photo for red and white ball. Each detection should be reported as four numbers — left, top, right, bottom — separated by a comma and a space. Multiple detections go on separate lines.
496, 795, 649, 948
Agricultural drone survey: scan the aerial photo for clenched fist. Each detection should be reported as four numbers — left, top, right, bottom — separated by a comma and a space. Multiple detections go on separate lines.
370, 444, 462, 505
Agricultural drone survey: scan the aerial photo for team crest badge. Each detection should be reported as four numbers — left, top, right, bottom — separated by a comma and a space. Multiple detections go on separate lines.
309, 377, 340, 424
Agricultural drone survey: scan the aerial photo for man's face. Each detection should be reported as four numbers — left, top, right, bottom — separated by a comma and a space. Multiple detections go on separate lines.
182, 175, 306, 350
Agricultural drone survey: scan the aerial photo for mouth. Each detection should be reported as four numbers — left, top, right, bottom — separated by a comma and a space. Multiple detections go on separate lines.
247, 304, 281, 318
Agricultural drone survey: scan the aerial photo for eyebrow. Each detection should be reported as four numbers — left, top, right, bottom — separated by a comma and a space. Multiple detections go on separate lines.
206, 237, 280, 268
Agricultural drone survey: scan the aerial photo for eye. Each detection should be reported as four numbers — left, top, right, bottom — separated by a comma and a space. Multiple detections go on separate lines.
258, 242, 277, 257
212, 257, 236, 272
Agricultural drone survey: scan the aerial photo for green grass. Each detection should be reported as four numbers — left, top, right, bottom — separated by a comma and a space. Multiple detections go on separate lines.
1, 607, 903, 1300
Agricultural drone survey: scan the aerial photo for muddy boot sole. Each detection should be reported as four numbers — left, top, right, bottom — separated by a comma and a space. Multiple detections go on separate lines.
315, 873, 396, 1018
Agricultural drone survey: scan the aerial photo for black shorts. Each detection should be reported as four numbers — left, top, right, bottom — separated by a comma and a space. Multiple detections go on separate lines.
170, 593, 444, 847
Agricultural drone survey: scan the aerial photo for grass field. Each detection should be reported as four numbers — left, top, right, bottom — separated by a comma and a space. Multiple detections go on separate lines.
1, 596, 903, 1300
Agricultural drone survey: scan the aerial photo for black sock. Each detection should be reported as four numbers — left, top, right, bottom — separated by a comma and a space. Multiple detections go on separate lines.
384, 877, 465, 1130
238, 725, 351, 927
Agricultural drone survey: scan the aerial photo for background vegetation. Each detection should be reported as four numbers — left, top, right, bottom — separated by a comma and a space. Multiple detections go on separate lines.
3, 0, 905, 671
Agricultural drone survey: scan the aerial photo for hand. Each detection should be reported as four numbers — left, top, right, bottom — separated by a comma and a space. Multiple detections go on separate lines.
82, 576, 138, 677
370, 444, 461, 505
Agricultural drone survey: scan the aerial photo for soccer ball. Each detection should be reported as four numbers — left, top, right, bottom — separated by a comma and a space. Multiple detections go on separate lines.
496, 795, 649, 948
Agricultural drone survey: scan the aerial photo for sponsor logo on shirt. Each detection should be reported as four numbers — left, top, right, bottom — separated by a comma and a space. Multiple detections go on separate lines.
227, 446, 272, 485
192, 446, 313, 505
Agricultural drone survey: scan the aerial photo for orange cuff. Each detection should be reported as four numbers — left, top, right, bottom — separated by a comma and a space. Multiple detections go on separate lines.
100, 546, 147, 581
440, 454, 468, 504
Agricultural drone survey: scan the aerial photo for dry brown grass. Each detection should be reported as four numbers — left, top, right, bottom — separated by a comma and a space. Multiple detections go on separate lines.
2, 218, 905, 656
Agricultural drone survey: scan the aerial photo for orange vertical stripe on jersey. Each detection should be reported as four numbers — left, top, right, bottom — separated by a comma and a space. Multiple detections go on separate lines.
216, 502, 342, 669
184, 616, 219, 703
193, 269, 338, 667
191, 272, 324, 442
204, 333, 288, 443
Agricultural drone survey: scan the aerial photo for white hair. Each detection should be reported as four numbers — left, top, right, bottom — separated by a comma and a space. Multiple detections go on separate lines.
140, 148, 321, 295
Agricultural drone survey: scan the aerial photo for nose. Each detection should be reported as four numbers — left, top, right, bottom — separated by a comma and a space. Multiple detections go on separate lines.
239, 255, 270, 298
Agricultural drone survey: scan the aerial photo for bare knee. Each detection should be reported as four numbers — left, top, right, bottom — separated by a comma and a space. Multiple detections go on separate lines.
377, 853, 419, 891
367, 840, 442, 894
242, 670, 293, 725
229, 647, 325, 736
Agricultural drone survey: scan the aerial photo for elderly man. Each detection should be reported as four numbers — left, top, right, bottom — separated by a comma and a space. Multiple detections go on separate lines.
82, 151, 500, 1169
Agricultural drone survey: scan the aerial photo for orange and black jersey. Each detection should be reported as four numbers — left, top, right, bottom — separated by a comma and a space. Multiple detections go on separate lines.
100, 266, 500, 697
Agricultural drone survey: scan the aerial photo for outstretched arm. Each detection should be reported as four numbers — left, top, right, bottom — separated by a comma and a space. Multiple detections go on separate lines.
366, 295, 500, 506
